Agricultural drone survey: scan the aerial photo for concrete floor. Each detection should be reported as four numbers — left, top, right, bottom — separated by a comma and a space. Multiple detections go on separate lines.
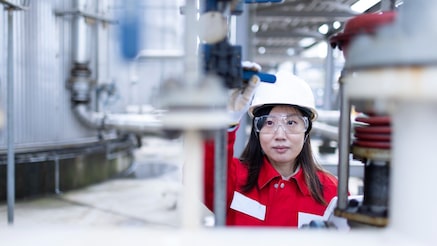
0, 135, 364, 228
0, 136, 213, 228
0, 137, 430, 246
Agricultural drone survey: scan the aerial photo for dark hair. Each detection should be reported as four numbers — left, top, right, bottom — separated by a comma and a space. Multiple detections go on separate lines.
239, 104, 327, 205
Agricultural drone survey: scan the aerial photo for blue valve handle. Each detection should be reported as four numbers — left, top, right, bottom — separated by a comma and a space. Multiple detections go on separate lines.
243, 70, 276, 83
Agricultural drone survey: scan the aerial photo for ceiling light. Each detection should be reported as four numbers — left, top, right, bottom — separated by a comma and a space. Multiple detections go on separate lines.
318, 24, 329, 34
333, 21, 341, 29
258, 46, 266, 54
351, 0, 380, 13
251, 24, 259, 33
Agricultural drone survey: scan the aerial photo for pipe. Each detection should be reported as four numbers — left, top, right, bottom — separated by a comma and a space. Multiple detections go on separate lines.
391, 101, 437, 243
68, 0, 167, 136
312, 122, 338, 141
73, 104, 105, 129
317, 110, 341, 124
337, 74, 351, 211
323, 42, 334, 110
54, 156, 60, 194
213, 129, 227, 226
181, 130, 203, 228
6, 7, 15, 225
180, 0, 203, 229
73, 0, 90, 64
104, 112, 163, 134
73, 104, 165, 135
184, 0, 200, 88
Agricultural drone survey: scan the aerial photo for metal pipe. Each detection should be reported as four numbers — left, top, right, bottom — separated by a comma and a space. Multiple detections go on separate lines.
73, 104, 105, 129
6, 7, 15, 225
54, 156, 60, 194
317, 109, 341, 124
324, 41, 334, 110
73, 0, 90, 64
213, 129, 227, 226
69, 0, 165, 135
312, 122, 338, 141
104, 113, 163, 134
73, 104, 164, 135
183, 0, 200, 88
337, 75, 351, 210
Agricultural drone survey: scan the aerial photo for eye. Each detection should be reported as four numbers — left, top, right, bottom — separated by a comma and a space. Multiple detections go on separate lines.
265, 119, 275, 126
286, 119, 296, 126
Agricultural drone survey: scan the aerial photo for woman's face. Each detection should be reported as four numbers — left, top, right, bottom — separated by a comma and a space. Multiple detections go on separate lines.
258, 105, 306, 169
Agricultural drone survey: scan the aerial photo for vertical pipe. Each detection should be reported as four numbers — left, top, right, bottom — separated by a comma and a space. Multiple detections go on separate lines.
181, 130, 203, 228
233, 4, 249, 158
73, 0, 90, 64
337, 75, 350, 210
324, 42, 334, 110
181, 0, 202, 229
184, 0, 200, 88
390, 101, 437, 244
54, 156, 60, 194
213, 129, 227, 226
6, 8, 15, 225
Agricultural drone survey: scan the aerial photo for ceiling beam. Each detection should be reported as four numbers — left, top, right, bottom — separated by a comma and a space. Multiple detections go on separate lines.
255, 29, 325, 40
255, 10, 357, 19
253, 54, 325, 65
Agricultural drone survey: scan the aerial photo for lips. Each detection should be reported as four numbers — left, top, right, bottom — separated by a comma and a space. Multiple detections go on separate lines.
272, 146, 289, 153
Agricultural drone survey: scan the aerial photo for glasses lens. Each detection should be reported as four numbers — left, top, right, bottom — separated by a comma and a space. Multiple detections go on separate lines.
255, 115, 308, 134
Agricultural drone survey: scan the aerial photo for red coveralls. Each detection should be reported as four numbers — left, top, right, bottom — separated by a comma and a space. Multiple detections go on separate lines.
204, 128, 338, 227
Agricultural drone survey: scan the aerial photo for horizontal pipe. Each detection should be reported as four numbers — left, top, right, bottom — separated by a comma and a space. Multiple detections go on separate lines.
74, 104, 164, 135
312, 121, 339, 141
104, 113, 163, 134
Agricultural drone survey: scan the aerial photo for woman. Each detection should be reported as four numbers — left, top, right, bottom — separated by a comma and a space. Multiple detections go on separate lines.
204, 70, 338, 227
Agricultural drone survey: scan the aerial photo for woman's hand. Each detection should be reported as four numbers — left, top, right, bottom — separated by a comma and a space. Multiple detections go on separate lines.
227, 61, 261, 126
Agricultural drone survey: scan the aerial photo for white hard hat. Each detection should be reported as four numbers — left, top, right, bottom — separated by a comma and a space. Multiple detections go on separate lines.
248, 71, 318, 121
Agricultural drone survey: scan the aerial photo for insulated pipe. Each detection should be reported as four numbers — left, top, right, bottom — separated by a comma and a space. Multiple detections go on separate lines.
180, 0, 203, 229
104, 113, 163, 134
73, 0, 90, 64
181, 130, 204, 228
312, 121, 339, 141
73, 104, 164, 135
69, 0, 91, 103
391, 101, 437, 243
184, 0, 200, 88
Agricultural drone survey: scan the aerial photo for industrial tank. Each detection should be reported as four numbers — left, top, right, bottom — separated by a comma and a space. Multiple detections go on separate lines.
0, 0, 184, 199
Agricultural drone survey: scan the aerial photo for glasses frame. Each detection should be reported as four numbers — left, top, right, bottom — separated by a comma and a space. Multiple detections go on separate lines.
254, 114, 309, 134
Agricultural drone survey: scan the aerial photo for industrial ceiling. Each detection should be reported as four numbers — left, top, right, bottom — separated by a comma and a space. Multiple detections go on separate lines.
248, 0, 402, 68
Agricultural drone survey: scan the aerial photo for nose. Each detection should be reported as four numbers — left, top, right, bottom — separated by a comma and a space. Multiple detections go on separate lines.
274, 124, 287, 137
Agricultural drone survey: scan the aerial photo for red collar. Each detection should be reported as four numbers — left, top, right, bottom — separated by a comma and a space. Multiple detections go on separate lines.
257, 156, 311, 196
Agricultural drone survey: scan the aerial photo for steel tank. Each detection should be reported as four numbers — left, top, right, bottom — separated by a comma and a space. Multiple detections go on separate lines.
0, 0, 184, 199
